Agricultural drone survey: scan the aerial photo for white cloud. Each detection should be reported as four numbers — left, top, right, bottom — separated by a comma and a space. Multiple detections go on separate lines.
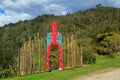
0, 0, 30, 9
0, 0, 68, 26
0, 0, 52, 10
0, 0, 120, 26
0, 10, 32, 26
43, 4, 68, 15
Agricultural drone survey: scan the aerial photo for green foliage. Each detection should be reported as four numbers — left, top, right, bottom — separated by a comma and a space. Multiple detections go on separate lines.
96, 32, 113, 42
79, 38, 96, 64
0, 65, 16, 78
96, 4, 102, 8
50, 47, 58, 70
96, 33, 120, 55
0, 69, 9, 78
83, 52, 96, 64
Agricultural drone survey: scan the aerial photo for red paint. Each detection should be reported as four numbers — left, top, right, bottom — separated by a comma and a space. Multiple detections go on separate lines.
46, 22, 63, 71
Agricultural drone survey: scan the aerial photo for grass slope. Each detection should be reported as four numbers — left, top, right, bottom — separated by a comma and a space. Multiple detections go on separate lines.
3, 54, 120, 80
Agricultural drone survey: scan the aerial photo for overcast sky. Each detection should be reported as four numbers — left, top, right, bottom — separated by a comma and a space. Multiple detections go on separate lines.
0, 0, 120, 26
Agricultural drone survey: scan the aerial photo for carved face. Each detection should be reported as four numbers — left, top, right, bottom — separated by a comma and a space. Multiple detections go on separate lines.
51, 22, 57, 31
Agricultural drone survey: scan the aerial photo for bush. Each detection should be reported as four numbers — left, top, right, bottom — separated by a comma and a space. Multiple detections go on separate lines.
0, 69, 10, 78
79, 38, 96, 64
96, 33, 120, 55
50, 47, 58, 70
0, 65, 16, 79
83, 51, 96, 64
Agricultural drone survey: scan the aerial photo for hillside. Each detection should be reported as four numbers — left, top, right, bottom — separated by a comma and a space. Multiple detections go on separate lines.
0, 5, 120, 78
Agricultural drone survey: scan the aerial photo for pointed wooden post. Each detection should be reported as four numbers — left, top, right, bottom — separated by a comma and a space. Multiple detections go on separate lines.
80, 46, 83, 66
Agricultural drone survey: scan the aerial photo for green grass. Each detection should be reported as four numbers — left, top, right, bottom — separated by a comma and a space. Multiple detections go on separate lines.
3, 53, 120, 80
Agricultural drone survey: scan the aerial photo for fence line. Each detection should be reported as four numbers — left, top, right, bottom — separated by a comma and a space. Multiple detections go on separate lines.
18, 34, 83, 76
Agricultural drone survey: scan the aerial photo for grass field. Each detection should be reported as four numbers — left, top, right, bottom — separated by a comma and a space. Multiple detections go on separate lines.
2, 53, 120, 80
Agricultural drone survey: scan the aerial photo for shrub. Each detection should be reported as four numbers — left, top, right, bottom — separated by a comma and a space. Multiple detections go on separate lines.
50, 47, 58, 70
83, 50, 96, 64
96, 33, 120, 55
0, 69, 10, 78
79, 38, 96, 64
0, 65, 16, 79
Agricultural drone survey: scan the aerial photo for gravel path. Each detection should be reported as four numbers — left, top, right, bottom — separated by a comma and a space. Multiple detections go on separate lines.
72, 68, 120, 80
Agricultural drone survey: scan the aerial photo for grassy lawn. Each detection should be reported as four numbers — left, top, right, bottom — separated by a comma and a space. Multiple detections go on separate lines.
2, 53, 120, 80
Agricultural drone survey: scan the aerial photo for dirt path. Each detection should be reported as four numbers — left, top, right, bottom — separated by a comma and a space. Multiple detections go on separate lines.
72, 68, 120, 80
